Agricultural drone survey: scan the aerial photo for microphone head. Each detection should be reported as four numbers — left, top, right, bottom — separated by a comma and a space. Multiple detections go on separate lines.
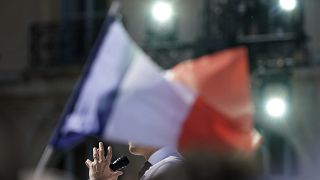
109, 156, 130, 171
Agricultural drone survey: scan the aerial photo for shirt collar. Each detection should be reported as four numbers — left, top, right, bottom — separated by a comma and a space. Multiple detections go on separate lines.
148, 147, 181, 165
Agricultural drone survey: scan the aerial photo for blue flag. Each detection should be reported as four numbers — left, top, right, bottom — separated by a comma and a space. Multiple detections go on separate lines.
49, 16, 154, 149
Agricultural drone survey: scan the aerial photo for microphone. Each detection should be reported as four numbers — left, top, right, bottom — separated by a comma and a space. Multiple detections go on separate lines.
109, 156, 130, 171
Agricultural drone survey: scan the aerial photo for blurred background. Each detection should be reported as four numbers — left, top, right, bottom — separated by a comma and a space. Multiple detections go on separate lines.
1, 0, 320, 179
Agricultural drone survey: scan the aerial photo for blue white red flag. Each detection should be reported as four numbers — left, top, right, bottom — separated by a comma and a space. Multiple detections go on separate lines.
50, 17, 260, 153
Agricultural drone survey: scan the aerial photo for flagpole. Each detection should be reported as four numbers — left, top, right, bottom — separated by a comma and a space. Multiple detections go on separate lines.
108, 0, 122, 16
33, 145, 54, 179
33, 0, 122, 179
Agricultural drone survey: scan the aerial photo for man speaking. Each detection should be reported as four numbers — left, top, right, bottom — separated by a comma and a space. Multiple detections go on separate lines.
85, 142, 182, 180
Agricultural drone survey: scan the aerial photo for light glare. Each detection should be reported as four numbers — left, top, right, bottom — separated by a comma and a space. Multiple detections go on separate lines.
279, 0, 297, 11
151, 1, 173, 23
265, 97, 287, 118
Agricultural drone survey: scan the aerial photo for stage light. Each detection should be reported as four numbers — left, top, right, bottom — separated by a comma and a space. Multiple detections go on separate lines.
151, 1, 173, 23
262, 82, 289, 119
265, 97, 287, 118
279, 0, 297, 11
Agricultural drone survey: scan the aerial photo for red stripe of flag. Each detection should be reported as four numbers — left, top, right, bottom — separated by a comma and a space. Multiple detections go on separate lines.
173, 47, 261, 153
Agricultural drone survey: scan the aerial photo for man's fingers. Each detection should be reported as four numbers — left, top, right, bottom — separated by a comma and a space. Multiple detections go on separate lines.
98, 142, 105, 161
91, 161, 97, 172
85, 159, 92, 168
112, 171, 123, 177
106, 146, 112, 165
93, 147, 98, 162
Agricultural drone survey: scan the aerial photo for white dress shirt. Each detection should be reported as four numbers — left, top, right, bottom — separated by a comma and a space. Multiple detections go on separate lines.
141, 147, 183, 180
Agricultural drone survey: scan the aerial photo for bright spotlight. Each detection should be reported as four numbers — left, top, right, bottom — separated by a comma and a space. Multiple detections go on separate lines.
279, 0, 297, 11
265, 97, 287, 118
151, 1, 173, 23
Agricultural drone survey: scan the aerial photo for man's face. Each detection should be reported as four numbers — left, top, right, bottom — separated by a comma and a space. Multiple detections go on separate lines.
128, 142, 160, 159
128, 142, 146, 156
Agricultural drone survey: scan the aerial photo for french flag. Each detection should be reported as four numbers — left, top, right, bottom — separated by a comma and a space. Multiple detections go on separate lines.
50, 17, 261, 153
